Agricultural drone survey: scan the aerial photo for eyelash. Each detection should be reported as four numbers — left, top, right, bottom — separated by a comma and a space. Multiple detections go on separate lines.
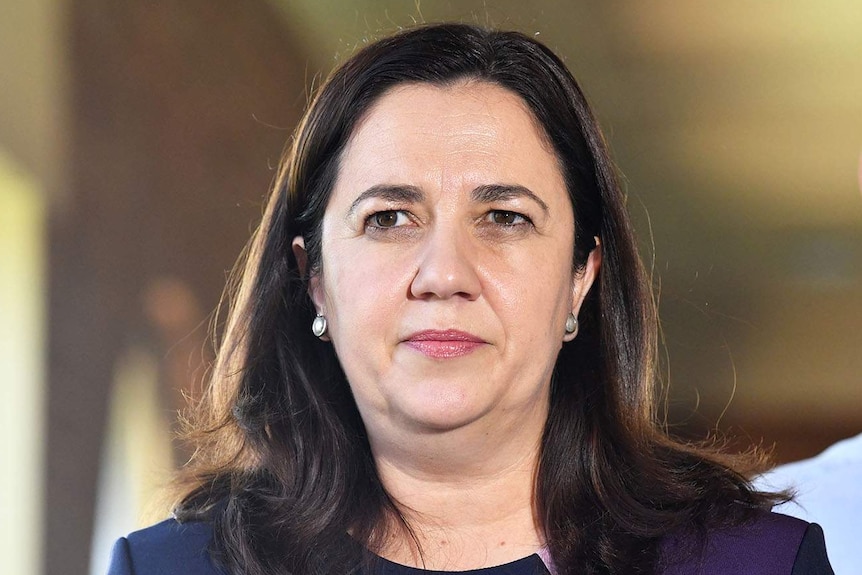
483, 210, 531, 227
364, 210, 413, 230
363, 209, 533, 232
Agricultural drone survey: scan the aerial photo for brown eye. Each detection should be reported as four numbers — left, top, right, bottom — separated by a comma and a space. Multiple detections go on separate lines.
367, 210, 408, 229
374, 211, 398, 227
489, 211, 526, 225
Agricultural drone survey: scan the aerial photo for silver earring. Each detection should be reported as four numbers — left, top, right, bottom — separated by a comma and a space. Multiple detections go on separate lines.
311, 314, 328, 338
565, 312, 578, 337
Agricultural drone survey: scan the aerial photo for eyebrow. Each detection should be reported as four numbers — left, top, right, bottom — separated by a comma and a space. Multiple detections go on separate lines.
346, 182, 550, 216
347, 184, 424, 217
471, 184, 549, 215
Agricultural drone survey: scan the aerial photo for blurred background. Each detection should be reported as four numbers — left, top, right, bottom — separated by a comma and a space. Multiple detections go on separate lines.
1, 1, 860, 574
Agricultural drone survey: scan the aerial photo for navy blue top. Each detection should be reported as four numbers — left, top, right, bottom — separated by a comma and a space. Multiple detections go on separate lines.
107, 511, 832, 574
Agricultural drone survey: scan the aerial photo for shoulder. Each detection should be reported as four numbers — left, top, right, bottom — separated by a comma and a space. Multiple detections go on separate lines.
659, 510, 832, 575
107, 517, 225, 575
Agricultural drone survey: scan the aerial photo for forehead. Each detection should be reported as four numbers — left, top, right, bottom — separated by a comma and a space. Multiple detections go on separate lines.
333, 81, 566, 199
353, 80, 551, 147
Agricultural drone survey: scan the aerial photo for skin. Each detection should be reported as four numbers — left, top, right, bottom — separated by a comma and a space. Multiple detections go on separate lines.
293, 81, 601, 569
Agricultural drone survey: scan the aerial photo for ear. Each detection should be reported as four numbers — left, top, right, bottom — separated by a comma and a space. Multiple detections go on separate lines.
292, 236, 326, 313
563, 237, 602, 342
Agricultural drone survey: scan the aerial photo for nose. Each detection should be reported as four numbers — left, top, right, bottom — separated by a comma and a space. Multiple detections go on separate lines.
409, 226, 482, 301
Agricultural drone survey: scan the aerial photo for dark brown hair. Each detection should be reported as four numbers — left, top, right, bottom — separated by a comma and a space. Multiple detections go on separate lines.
174, 23, 777, 574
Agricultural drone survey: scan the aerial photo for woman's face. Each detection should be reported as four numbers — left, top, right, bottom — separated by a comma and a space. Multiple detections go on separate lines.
295, 81, 599, 441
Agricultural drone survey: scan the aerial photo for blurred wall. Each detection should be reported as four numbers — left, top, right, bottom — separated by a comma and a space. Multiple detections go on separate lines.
0, 2, 65, 574
0, 151, 47, 575
34, 1, 307, 574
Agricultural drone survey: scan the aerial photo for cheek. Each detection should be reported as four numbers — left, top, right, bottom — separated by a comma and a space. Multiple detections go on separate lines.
320, 244, 418, 411
321, 243, 413, 335
486, 246, 574, 316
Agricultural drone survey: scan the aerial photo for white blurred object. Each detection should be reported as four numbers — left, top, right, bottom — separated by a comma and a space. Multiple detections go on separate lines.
757, 432, 862, 575
89, 349, 175, 575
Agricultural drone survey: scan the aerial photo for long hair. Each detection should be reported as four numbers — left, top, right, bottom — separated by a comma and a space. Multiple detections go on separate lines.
174, 23, 777, 574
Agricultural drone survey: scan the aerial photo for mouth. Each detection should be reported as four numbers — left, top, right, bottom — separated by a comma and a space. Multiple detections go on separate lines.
403, 329, 487, 359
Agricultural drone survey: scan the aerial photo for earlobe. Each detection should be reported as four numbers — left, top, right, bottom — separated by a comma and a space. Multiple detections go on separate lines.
564, 238, 602, 342
562, 312, 579, 342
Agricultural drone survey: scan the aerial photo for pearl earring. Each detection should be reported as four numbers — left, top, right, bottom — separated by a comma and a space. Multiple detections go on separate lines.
311, 314, 328, 338
565, 313, 578, 337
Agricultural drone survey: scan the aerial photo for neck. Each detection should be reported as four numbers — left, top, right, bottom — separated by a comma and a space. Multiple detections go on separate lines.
368, 414, 547, 570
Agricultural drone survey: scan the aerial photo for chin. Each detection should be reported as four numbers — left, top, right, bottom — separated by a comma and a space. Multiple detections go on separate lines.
406, 405, 503, 435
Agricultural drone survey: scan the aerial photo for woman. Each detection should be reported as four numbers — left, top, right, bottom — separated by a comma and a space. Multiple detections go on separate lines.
108, 23, 832, 574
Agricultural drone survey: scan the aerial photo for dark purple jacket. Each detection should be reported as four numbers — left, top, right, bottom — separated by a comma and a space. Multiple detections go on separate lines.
107, 510, 832, 574
658, 511, 832, 575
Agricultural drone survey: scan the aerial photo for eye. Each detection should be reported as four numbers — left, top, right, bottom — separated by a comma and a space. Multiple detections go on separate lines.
487, 210, 530, 226
366, 210, 411, 229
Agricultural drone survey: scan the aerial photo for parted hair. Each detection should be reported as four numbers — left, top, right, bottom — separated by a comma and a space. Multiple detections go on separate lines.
174, 23, 778, 575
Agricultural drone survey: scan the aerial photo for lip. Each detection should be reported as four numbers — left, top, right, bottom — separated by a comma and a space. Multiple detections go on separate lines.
403, 329, 487, 359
